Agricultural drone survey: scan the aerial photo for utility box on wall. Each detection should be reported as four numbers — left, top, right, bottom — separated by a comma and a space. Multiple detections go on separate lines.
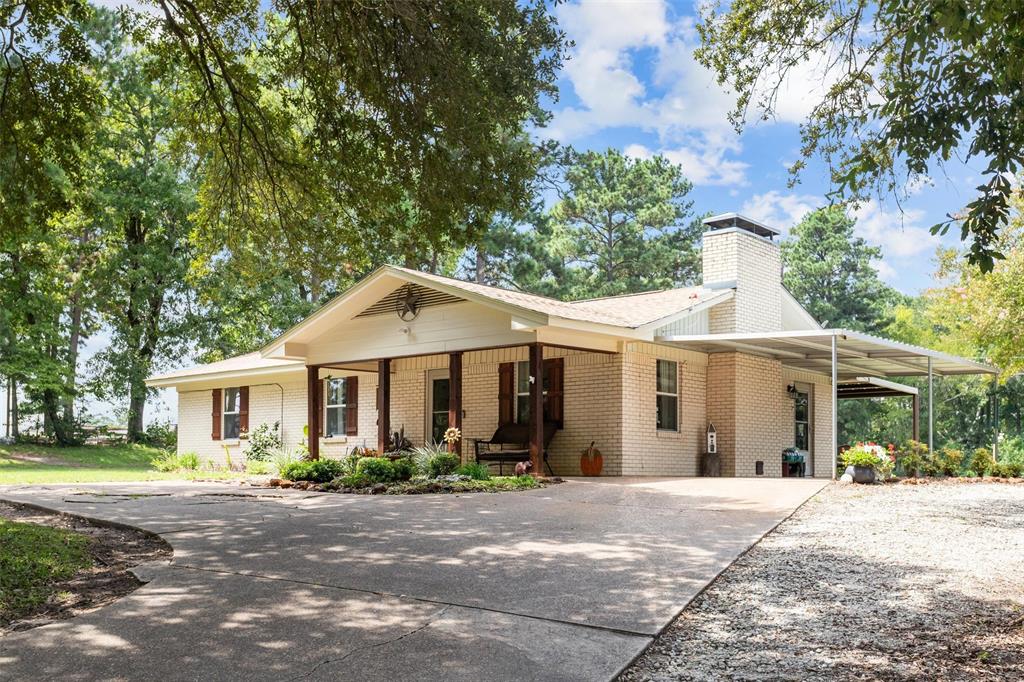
701, 423, 721, 476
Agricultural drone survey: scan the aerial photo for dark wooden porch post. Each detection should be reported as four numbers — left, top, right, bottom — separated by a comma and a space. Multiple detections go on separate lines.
912, 393, 920, 442
377, 358, 391, 453
449, 352, 463, 456
528, 342, 544, 475
306, 365, 320, 460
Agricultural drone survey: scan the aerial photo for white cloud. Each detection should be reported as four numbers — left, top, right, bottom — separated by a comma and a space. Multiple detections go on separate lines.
849, 200, 939, 259
550, 0, 749, 186
740, 191, 820, 232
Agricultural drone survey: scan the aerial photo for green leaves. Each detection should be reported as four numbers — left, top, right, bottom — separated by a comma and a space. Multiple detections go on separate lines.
697, 0, 1024, 269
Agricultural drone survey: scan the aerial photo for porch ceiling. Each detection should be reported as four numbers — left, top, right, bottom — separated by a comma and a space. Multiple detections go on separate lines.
656, 329, 997, 379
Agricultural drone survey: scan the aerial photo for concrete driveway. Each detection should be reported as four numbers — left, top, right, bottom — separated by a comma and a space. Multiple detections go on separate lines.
0, 477, 825, 681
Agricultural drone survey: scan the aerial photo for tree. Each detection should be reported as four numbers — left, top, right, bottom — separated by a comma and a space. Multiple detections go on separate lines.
5, 1, 568, 258
782, 206, 901, 331
697, 0, 1024, 270
929, 194, 1024, 378
475, 148, 700, 300
84, 24, 197, 442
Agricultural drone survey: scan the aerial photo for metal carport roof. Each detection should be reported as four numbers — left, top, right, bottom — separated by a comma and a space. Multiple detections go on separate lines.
655, 329, 997, 380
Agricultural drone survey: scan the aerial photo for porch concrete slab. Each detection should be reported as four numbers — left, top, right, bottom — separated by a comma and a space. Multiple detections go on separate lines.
0, 477, 825, 679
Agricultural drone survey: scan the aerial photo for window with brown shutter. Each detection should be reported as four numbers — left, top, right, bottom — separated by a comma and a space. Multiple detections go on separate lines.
317, 379, 325, 437
345, 376, 359, 435
514, 358, 565, 428
239, 386, 249, 435
211, 388, 222, 440
498, 362, 514, 425
544, 357, 564, 428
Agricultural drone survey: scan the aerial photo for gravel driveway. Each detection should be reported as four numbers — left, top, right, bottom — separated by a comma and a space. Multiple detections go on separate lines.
621, 481, 1024, 681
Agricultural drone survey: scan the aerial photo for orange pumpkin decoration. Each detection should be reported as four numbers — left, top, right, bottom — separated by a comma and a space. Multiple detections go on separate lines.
580, 441, 603, 476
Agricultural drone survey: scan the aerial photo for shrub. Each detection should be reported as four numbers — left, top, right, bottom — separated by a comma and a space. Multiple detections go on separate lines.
273, 449, 300, 475
356, 456, 398, 482
969, 447, 995, 477
427, 452, 461, 478
898, 439, 930, 477
935, 447, 964, 477
391, 456, 416, 481
244, 422, 281, 462
992, 461, 1024, 478
456, 461, 491, 480
330, 472, 371, 489
280, 458, 346, 483
144, 420, 178, 450
409, 444, 448, 475
152, 450, 199, 472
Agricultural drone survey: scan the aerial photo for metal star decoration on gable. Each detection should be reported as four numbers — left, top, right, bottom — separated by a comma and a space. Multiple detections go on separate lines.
396, 285, 421, 321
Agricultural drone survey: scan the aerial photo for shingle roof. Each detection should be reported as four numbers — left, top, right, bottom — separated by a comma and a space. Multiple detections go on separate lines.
147, 352, 302, 383
392, 266, 723, 328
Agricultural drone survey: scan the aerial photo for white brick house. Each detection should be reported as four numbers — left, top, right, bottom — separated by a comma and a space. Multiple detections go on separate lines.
148, 215, 996, 478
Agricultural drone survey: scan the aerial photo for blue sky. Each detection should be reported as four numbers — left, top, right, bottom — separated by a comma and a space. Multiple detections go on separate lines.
544, 0, 988, 295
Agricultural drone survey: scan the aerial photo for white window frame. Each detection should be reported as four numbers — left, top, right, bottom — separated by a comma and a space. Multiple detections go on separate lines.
223, 387, 241, 439
325, 377, 347, 438
656, 360, 679, 432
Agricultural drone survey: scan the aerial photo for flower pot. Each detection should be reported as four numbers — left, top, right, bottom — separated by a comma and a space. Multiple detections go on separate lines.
852, 465, 876, 484
580, 442, 603, 476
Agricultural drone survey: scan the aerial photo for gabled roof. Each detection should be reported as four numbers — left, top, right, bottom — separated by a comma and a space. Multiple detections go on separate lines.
146, 352, 303, 387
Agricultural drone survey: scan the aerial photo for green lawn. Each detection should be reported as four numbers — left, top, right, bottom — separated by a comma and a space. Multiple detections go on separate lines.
0, 517, 93, 623
0, 443, 236, 485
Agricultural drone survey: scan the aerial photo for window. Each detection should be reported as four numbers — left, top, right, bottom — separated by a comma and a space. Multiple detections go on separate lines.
223, 387, 241, 439
656, 360, 678, 431
515, 360, 550, 425
325, 378, 347, 437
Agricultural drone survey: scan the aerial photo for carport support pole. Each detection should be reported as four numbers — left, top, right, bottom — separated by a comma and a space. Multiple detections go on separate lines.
927, 357, 934, 454
831, 333, 837, 480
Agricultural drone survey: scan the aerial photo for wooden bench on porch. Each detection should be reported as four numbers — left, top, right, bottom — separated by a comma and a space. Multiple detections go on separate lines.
474, 421, 557, 476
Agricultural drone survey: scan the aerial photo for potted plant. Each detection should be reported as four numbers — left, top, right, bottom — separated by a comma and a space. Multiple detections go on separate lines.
841, 442, 893, 483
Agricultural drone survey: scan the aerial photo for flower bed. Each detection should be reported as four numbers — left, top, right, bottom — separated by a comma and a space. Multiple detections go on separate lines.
267, 474, 550, 495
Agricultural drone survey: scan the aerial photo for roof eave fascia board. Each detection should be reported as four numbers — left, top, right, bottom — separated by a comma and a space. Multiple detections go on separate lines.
145, 363, 305, 389
636, 289, 735, 334
545, 315, 650, 339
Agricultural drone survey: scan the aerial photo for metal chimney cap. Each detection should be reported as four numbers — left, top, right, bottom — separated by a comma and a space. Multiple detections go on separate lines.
703, 212, 781, 239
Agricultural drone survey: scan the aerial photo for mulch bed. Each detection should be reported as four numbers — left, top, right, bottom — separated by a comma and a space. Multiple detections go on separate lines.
0, 501, 171, 635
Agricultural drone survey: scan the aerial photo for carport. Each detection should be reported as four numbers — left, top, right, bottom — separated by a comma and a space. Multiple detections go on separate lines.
656, 329, 999, 477
838, 376, 920, 441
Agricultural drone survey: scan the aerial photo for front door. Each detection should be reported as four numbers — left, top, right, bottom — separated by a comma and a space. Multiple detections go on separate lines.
427, 370, 450, 445
793, 384, 812, 476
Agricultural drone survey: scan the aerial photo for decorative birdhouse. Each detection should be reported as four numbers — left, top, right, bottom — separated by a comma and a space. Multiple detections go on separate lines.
706, 423, 718, 454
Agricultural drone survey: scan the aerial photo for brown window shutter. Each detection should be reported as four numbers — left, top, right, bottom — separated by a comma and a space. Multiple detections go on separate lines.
211, 388, 222, 440
239, 386, 249, 434
544, 357, 564, 428
345, 376, 359, 435
317, 379, 325, 437
498, 362, 514, 425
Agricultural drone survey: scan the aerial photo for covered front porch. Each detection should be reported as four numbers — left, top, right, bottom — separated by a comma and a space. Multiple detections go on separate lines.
303, 341, 599, 476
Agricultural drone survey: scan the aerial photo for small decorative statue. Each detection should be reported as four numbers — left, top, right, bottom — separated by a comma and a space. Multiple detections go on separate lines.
514, 460, 533, 476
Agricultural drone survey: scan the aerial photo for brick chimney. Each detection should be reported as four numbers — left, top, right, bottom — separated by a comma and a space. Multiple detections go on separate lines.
701, 213, 782, 333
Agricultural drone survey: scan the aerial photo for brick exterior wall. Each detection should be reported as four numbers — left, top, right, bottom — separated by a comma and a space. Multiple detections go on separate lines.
176, 346, 834, 477
703, 228, 782, 333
